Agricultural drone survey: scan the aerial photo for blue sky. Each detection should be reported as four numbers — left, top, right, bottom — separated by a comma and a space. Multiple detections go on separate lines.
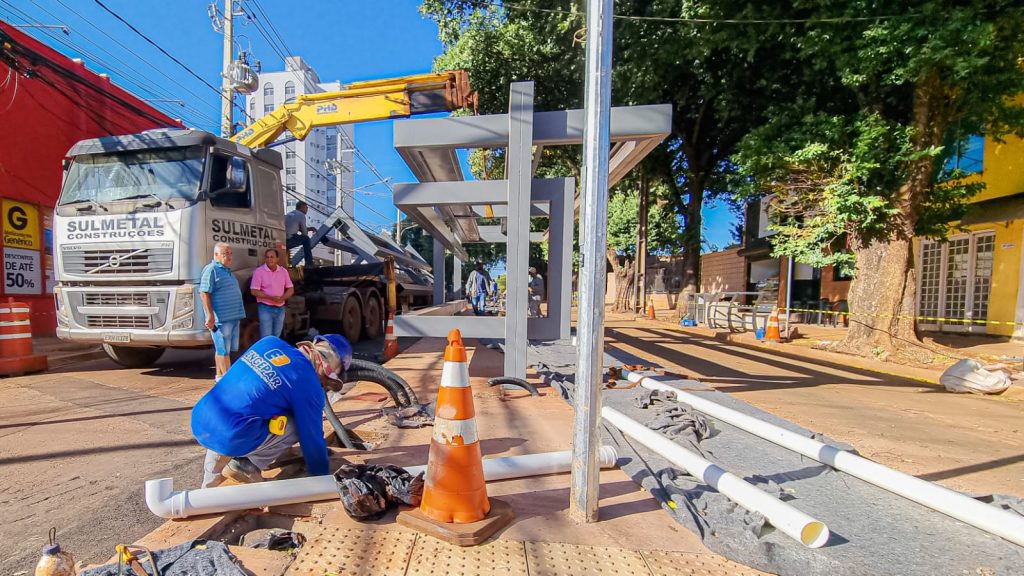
2, 0, 736, 250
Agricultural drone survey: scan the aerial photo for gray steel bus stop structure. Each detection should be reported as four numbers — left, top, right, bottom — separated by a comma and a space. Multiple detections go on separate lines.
390, 81, 671, 379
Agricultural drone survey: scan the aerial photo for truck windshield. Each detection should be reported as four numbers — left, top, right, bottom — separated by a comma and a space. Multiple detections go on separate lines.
58, 148, 203, 206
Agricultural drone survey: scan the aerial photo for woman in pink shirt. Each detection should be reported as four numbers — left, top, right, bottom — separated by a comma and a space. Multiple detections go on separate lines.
250, 249, 295, 338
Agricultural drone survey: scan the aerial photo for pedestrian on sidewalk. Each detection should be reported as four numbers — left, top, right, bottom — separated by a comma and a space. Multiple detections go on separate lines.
528, 267, 545, 318
250, 248, 294, 338
285, 201, 316, 267
192, 334, 353, 488
465, 260, 492, 316
200, 242, 245, 381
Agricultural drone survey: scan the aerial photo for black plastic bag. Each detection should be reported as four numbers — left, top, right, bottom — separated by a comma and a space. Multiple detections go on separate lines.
334, 464, 424, 520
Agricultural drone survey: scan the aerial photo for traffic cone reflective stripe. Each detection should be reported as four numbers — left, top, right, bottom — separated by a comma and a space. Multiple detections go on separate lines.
420, 329, 490, 523
764, 307, 782, 343
383, 312, 399, 360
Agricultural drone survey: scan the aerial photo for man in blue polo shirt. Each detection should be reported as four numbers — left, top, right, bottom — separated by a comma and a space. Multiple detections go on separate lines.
200, 242, 246, 381
192, 333, 353, 487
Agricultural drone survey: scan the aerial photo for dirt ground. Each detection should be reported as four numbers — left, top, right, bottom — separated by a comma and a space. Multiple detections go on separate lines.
604, 313, 1024, 498
3, 321, 1022, 573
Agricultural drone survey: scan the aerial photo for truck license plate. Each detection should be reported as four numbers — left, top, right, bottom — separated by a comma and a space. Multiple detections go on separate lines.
103, 332, 131, 343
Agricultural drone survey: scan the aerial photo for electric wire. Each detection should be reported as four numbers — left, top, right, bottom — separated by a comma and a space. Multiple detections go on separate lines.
91, 0, 248, 118
0, 12, 182, 130
481, 1, 932, 24
47, 0, 222, 126
5, 0, 215, 127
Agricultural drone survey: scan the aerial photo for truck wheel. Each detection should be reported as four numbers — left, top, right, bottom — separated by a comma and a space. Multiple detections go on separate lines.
363, 296, 383, 340
102, 345, 165, 368
341, 296, 363, 343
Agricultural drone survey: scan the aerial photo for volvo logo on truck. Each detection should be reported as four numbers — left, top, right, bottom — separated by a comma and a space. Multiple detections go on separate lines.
65, 216, 166, 240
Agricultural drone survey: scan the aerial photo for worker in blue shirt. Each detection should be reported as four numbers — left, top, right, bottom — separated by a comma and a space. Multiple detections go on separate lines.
192, 333, 353, 488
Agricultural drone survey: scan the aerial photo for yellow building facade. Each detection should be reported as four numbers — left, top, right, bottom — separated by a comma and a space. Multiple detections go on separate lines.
915, 133, 1024, 340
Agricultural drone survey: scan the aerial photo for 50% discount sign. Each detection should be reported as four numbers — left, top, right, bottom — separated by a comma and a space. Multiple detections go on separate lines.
2, 200, 42, 295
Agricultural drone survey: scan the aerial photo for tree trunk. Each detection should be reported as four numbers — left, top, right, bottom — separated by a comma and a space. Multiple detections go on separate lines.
842, 237, 919, 356
675, 176, 705, 318
840, 71, 952, 359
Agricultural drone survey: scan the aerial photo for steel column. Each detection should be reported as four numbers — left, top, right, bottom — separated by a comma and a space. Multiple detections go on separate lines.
504, 82, 534, 380
453, 257, 463, 299
571, 0, 613, 524
433, 238, 445, 305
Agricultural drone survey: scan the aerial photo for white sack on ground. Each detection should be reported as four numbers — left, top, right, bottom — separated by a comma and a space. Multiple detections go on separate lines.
939, 359, 1011, 394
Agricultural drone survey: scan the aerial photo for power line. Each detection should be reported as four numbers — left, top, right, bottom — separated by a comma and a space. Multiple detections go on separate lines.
48, 0, 222, 125
91, 0, 246, 117
483, 1, 929, 24
7, 0, 216, 127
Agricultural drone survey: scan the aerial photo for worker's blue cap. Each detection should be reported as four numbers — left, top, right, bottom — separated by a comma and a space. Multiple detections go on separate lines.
314, 334, 352, 374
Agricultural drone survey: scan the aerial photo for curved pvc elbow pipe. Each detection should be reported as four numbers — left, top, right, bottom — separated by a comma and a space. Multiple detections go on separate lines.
146, 447, 617, 519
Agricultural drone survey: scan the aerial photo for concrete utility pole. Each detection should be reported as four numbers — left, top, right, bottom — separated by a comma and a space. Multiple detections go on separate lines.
219, 0, 234, 137
570, 0, 613, 524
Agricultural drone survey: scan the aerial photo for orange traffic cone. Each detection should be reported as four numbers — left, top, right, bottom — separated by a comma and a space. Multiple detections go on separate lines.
0, 299, 47, 376
764, 307, 782, 343
397, 329, 513, 545
383, 312, 398, 361
647, 300, 656, 320
419, 329, 489, 522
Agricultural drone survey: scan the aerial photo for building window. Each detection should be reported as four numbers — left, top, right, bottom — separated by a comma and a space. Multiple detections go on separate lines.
917, 231, 995, 333
945, 135, 984, 174
285, 167, 296, 175
263, 83, 274, 99
285, 81, 296, 103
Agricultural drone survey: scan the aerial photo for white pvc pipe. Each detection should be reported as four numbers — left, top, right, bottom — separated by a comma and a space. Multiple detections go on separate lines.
147, 447, 618, 519
628, 371, 1024, 548
602, 407, 829, 548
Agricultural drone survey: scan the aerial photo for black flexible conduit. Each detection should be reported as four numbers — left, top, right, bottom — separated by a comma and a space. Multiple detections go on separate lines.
323, 360, 419, 451
347, 358, 419, 407
487, 377, 540, 397
323, 390, 358, 450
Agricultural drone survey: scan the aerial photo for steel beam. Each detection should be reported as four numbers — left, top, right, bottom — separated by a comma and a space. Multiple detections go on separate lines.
505, 82, 534, 380
393, 315, 505, 338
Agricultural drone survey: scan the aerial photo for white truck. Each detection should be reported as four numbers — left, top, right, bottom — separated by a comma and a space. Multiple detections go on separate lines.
53, 72, 473, 367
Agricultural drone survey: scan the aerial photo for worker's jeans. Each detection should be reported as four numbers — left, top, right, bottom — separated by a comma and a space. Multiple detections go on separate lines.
286, 233, 314, 266
258, 303, 286, 338
201, 420, 299, 488
471, 292, 487, 315
528, 295, 543, 318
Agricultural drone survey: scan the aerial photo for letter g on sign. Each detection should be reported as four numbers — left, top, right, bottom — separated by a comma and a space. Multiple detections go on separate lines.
7, 206, 27, 231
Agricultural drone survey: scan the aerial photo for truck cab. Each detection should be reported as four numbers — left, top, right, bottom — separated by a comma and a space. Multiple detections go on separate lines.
54, 129, 285, 366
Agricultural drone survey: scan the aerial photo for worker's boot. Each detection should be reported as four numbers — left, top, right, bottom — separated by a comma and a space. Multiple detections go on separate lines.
223, 457, 264, 484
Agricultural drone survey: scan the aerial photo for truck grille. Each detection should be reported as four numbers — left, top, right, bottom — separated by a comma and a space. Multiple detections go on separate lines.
85, 315, 153, 329
62, 247, 173, 275
83, 292, 151, 306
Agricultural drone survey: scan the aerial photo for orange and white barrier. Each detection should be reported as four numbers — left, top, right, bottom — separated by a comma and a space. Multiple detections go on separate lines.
764, 307, 782, 343
419, 329, 490, 523
0, 299, 47, 375
383, 312, 399, 361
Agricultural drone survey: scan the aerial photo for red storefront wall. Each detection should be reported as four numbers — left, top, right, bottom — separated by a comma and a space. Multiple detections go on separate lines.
0, 21, 184, 335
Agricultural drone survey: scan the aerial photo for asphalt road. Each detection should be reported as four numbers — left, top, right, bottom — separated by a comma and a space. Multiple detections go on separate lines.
0, 334, 396, 574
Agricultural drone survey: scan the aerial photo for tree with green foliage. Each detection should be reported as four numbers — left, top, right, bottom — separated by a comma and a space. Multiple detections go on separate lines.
733, 1, 1024, 357
420, 0, 801, 314
606, 183, 683, 310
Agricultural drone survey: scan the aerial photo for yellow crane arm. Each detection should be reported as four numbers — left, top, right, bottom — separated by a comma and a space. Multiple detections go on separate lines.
231, 71, 476, 149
